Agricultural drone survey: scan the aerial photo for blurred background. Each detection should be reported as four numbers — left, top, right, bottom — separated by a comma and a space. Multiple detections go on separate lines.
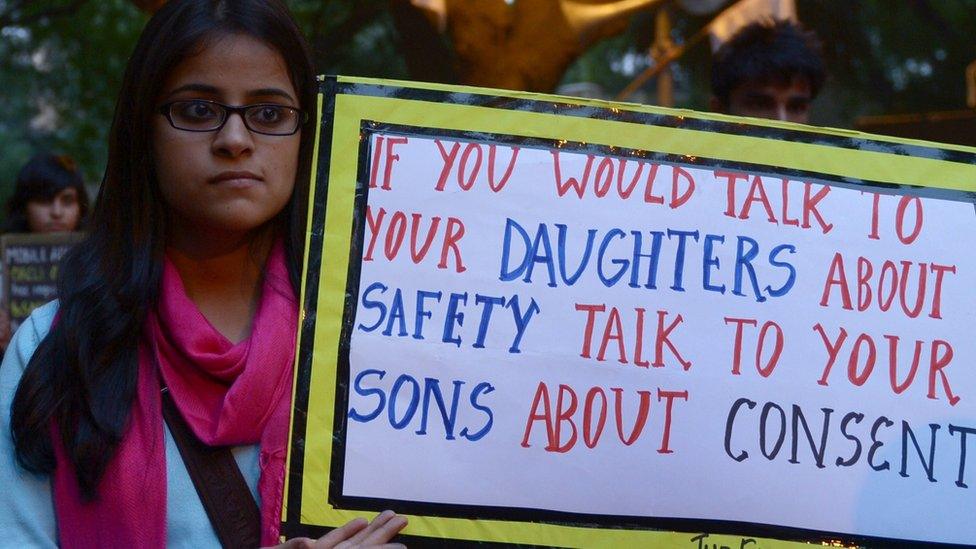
0, 0, 974, 217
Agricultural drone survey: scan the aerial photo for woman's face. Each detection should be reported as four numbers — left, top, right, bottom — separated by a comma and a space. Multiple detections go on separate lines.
26, 187, 81, 233
152, 33, 301, 242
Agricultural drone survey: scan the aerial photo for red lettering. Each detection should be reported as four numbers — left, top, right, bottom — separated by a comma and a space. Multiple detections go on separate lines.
847, 333, 876, 386
457, 143, 483, 190
670, 166, 695, 208
434, 140, 461, 191
715, 170, 749, 218
856, 256, 873, 311
575, 303, 606, 359
928, 340, 960, 406
656, 389, 689, 454
437, 217, 466, 273
867, 192, 881, 240
633, 307, 650, 367
368, 136, 385, 189
612, 387, 651, 445
802, 183, 833, 234
617, 159, 645, 199
593, 157, 614, 198
898, 260, 926, 318
487, 145, 519, 192
740, 175, 777, 223
820, 253, 853, 310
724, 317, 758, 375
878, 260, 897, 311
640, 162, 664, 204
552, 151, 595, 198
381, 136, 407, 190
552, 384, 579, 452
408, 213, 441, 264
363, 206, 385, 261
895, 196, 923, 244
756, 321, 784, 377
928, 263, 956, 319
383, 211, 407, 260
654, 311, 691, 370
781, 179, 800, 226
814, 323, 848, 386
583, 388, 608, 448
520, 382, 554, 448
886, 335, 922, 395
597, 306, 627, 363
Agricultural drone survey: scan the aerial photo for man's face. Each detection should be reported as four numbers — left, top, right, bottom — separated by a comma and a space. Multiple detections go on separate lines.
723, 76, 813, 124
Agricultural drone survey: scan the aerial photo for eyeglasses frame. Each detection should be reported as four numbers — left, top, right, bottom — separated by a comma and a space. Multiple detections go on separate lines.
157, 99, 308, 136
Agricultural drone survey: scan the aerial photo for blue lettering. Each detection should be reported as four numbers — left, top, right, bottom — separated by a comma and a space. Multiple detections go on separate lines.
765, 244, 797, 297
417, 378, 464, 440
382, 288, 409, 336
413, 290, 443, 339
507, 295, 541, 353
629, 230, 664, 289
349, 369, 387, 422
734, 235, 766, 302
357, 282, 388, 332
524, 223, 558, 287
388, 375, 421, 430
461, 382, 495, 441
442, 292, 468, 347
702, 233, 727, 294
597, 228, 628, 286
556, 223, 596, 285
666, 229, 700, 292
499, 218, 531, 282
473, 294, 506, 348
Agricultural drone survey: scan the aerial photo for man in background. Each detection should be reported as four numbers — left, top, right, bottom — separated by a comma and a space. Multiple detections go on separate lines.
710, 20, 826, 124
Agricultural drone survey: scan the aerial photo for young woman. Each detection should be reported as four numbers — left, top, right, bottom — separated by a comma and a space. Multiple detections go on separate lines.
3, 153, 89, 234
0, 153, 90, 351
0, 1, 406, 547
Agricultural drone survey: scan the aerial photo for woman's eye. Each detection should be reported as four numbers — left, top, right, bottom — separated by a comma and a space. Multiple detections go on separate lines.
255, 106, 282, 123
179, 101, 219, 120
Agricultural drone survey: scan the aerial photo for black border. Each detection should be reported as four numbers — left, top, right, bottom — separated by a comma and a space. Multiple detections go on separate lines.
336, 81, 976, 169
283, 77, 976, 548
284, 77, 338, 529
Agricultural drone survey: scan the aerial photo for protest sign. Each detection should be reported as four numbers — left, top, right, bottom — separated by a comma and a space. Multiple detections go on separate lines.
282, 76, 976, 547
2, 232, 81, 333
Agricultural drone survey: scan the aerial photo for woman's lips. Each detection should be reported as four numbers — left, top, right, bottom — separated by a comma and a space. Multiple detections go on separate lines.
208, 170, 263, 187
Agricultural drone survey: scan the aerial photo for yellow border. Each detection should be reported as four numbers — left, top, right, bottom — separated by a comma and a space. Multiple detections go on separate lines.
286, 78, 972, 547
281, 91, 325, 527
337, 75, 976, 154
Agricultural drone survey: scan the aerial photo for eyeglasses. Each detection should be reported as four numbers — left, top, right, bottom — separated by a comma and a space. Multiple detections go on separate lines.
158, 99, 307, 136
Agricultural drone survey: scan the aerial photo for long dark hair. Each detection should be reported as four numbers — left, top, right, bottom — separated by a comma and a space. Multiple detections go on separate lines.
4, 153, 90, 233
11, 0, 316, 501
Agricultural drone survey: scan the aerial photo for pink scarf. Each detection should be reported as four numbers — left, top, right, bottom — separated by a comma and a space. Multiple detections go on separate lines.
52, 242, 298, 548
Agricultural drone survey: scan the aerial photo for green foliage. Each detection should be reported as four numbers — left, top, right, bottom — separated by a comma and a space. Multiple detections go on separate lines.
0, 0, 971, 227
0, 0, 145, 215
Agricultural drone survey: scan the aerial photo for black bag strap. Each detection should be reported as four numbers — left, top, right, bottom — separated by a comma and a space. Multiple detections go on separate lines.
160, 385, 262, 549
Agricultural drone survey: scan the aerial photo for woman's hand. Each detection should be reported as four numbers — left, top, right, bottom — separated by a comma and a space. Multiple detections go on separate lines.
274, 510, 408, 548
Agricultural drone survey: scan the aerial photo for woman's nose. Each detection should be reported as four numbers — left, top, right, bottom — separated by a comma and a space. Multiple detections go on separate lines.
212, 112, 255, 158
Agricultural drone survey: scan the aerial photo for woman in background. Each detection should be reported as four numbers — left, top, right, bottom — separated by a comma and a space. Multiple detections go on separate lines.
0, 153, 90, 352
3, 153, 89, 235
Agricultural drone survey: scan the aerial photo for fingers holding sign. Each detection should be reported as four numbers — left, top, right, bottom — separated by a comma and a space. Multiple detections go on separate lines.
277, 511, 408, 549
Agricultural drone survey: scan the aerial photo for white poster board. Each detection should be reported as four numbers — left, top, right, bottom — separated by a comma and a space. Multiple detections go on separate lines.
284, 77, 976, 547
